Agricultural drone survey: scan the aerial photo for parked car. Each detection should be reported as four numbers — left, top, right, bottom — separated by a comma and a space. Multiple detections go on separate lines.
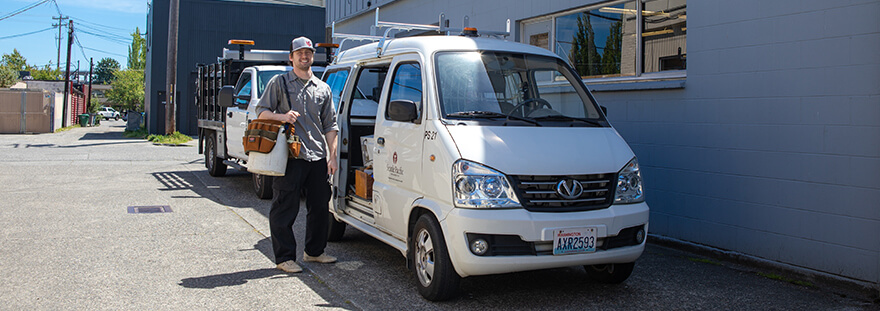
98, 107, 120, 120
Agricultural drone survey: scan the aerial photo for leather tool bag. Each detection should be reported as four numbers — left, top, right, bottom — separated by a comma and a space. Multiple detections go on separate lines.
286, 125, 301, 158
243, 119, 284, 154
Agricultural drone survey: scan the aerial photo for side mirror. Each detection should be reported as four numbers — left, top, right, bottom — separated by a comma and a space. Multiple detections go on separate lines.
387, 99, 418, 122
218, 86, 235, 108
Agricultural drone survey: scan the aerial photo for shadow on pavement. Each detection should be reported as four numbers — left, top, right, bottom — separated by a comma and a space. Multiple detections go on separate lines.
179, 268, 290, 289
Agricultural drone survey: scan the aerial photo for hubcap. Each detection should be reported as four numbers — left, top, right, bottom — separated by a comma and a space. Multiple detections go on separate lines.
415, 228, 435, 287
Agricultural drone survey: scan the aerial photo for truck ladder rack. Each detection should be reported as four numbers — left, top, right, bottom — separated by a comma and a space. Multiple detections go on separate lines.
331, 8, 510, 59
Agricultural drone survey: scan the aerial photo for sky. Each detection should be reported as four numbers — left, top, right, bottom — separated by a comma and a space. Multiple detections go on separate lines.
0, 0, 148, 71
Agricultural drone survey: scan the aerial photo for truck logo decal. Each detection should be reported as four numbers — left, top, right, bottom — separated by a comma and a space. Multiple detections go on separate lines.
556, 179, 584, 200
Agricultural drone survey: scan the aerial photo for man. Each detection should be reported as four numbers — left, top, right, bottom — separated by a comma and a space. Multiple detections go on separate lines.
256, 36, 338, 273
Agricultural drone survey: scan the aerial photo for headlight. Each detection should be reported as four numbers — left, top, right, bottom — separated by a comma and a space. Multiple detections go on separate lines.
615, 157, 644, 204
452, 160, 521, 208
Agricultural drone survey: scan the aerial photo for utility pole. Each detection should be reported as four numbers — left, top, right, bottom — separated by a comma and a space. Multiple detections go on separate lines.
165, 0, 179, 134
62, 20, 73, 127
52, 15, 68, 74
87, 58, 93, 110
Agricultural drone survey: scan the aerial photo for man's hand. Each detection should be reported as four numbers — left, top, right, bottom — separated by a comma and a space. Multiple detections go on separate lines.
280, 110, 300, 124
258, 110, 299, 124
327, 158, 338, 176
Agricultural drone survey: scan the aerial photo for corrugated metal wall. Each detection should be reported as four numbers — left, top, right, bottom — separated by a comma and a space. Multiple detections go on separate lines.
146, 0, 325, 135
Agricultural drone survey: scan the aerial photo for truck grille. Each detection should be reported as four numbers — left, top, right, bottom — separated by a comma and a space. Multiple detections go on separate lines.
511, 174, 615, 212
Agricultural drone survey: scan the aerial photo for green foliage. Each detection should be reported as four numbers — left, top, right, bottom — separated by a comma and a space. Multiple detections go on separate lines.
571, 13, 600, 77
88, 97, 102, 113
147, 131, 192, 145
30, 62, 61, 80
0, 49, 26, 87
570, 13, 624, 77
104, 69, 144, 111
127, 28, 147, 70
94, 58, 120, 84
123, 126, 148, 138
0, 65, 17, 88
54, 124, 81, 132
2, 49, 28, 71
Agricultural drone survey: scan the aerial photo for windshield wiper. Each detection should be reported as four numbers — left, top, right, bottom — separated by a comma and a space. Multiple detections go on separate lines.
446, 111, 541, 126
532, 115, 602, 126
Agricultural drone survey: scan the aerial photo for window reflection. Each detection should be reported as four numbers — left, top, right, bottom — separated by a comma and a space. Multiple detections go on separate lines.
555, 1, 637, 79
642, 0, 687, 72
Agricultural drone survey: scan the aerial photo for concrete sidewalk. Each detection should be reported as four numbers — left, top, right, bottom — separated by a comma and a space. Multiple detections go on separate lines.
0, 121, 355, 310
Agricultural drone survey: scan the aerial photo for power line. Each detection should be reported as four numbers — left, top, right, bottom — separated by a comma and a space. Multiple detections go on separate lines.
0, 27, 53, 40
0, 0, 51, 22
82, 46, 127, 58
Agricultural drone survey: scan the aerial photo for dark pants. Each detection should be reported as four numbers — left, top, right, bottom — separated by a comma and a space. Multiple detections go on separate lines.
270, 158, 331, 264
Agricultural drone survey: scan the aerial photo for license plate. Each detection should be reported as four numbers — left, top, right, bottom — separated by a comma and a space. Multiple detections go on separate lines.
553, 227, 597, 255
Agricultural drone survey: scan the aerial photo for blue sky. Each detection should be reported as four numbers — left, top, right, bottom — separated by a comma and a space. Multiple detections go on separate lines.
0, 0, 148, 70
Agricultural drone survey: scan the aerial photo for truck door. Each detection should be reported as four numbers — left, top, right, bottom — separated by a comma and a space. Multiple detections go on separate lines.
373, 54, 425, 237
226, 70, 253, 159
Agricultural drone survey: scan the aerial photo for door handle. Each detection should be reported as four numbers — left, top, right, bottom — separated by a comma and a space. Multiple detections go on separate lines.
377, 137, 385, 146
227, 112, 233, 118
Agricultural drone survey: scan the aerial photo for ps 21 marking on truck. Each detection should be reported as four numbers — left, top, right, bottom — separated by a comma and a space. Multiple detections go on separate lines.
424, 130, 437, 140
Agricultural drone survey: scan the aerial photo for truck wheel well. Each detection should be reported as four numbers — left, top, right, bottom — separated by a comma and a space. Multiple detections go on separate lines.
406, 206, 432, 270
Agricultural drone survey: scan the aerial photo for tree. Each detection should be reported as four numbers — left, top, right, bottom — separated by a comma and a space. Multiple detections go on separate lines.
0, 65, 16, 87
600, 21, 623, 75
0, 49, 27, 87
29, 62, 61, 80
104, 69, 144, 111
1, 49, 28, 71
94, 57, 120, 84
570, 13, 601, 77
127, 28, 146, 70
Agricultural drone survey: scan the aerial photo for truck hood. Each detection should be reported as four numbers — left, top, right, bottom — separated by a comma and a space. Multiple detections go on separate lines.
445, 126, 634, 175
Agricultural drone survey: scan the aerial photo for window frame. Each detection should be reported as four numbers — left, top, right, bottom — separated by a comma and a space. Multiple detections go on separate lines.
520, 0, 686, 87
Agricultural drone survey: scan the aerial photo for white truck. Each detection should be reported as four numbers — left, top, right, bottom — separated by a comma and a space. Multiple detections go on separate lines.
323, 13, 649, 301
196, 40, 326, 199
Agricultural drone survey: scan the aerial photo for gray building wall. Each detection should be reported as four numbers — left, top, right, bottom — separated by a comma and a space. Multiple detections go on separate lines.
328, 0, 880, 288
147, 0, 325, 135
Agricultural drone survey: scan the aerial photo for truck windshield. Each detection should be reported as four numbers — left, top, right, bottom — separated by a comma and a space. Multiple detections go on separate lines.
256, 70, 288, 98
435, 52, 605, 126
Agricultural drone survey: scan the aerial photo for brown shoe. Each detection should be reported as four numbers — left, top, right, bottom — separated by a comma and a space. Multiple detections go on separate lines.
302, 252, 337, 263
276, 260, 302, 273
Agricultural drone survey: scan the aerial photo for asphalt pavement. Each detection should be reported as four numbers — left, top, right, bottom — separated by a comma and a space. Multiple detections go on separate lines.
0, 121, 876, 310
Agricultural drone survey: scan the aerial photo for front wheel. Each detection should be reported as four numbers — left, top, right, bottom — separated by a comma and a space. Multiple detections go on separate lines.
411, 214, 460, 301
252, 173, 273, 199
584, 262, 635, 284
205, 133, 227, 177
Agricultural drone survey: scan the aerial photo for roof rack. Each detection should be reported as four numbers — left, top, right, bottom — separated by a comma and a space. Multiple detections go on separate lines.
331, 8, 511, 59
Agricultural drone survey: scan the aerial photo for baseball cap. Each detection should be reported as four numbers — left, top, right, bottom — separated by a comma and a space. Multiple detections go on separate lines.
290, 36, 316, 53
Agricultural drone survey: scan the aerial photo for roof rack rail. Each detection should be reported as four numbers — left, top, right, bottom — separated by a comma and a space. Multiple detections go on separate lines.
331, 8, 510, 59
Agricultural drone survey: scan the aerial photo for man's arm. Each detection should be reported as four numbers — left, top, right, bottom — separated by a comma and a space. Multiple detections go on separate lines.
256, 74, 299, 123
325, 130, 338, 176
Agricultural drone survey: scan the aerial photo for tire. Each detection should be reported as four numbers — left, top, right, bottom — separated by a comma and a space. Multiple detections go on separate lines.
411, 214, 460, 301
584, 262, 635, 284
252, 173, 273, 199
114, 115, 119, 121
327, 215, 346, 241
205, 133, 227, 177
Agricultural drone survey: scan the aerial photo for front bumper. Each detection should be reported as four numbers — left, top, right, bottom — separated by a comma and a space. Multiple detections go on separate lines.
440, 201, 649, 277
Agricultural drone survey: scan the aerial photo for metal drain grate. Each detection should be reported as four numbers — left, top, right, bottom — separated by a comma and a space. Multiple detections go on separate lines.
128, 205, 172, 214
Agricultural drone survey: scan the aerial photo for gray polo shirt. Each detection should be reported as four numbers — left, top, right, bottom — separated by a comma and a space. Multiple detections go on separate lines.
256, 71, 338, 162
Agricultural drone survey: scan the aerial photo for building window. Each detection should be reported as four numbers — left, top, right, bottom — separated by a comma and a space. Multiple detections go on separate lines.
523, 0, 686, 81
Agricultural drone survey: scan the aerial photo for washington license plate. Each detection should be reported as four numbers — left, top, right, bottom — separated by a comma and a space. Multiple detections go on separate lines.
553, 227, 597, 255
